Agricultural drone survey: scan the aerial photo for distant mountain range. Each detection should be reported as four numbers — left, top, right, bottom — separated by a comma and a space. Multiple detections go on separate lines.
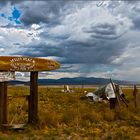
9, 77, 136, 85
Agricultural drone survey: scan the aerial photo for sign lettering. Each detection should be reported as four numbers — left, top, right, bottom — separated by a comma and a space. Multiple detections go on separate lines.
10, 57, 35, 71
0, 72, 15, 82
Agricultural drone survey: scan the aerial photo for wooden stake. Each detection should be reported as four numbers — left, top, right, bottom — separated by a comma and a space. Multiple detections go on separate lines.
28, 72, 38, 124
133, 85, 138, 108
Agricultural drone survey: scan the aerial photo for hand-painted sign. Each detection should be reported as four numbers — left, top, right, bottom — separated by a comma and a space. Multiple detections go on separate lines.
10, 57, 35, 71
0, 72, 15, 82
0, 56, 60, 72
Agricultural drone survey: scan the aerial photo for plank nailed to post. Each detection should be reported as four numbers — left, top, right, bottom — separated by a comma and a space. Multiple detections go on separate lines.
28, 72, 38, 124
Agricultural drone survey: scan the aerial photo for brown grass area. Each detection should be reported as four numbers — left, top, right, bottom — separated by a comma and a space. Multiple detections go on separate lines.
0, 86, 140, 140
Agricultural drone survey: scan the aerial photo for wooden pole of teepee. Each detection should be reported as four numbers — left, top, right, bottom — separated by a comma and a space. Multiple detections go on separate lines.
110, 79, 121, 109
110, 79, 128, 109
118, 86, 128, 108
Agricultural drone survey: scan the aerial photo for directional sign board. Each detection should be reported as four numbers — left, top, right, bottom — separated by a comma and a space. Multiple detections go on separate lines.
0, 56, 60, 72
0, 71, 15, 82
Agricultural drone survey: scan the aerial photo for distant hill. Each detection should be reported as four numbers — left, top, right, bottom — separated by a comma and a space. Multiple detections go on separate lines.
9, 77, 134, 85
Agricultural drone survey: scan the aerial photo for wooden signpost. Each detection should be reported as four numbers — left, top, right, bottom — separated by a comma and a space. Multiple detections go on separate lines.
0, 56, 60, 71
0, 56, 60, 128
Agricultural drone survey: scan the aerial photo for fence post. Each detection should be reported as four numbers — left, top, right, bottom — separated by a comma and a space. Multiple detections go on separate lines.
133, 85, 138, 108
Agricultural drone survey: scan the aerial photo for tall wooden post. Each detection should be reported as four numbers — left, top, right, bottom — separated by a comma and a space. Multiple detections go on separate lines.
133, 85, 138, 108
0, 82, 4, 126
3, 82, 7, 124
0, 82, 7, 127
28, 71, 38, 124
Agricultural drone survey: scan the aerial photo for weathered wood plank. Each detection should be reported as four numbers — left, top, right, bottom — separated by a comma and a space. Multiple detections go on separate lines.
0, 56, 60, 72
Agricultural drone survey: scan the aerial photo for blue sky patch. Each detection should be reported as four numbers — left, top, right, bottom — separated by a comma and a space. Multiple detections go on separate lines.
12, 6, 21, 20
10, 6, 22, 24
0, 6, 22, 24
1, 13, 6, 18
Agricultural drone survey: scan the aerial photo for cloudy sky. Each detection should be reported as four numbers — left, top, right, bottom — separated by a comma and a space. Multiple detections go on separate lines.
0, 0, 140, 81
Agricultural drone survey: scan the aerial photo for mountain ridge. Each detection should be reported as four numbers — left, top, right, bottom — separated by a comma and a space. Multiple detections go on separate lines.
9, 77, 136, 85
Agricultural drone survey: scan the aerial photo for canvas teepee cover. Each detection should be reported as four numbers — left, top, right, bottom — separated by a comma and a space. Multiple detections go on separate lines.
94, 83, 123, 99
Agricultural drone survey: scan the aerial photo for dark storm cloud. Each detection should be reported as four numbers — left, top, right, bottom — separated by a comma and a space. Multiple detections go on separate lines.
40, 31, 70, 40
132, 16, 140, 30
12, 43, 64, 57
12, 36, 126, 66
59, 39, 125, 64
16, 1, 140, 31
84, 23, 124, 40
0, 0, 21, 6
18, 1, 70, 26
1, 0, 132, 67
0, 0, 74, 26
130, 6, 140, 30
13, 42, 21, 46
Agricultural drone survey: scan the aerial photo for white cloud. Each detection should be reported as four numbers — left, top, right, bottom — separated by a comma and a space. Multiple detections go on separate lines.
45, 72, 81, 79
39, 56, 64, 62
48, 1, 132, 43
31, 24, 41, 30
0, 3, 13, 26
0, 26, 42, 55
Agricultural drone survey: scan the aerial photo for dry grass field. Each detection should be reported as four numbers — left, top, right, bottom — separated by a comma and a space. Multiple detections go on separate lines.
0, 85, 140, 140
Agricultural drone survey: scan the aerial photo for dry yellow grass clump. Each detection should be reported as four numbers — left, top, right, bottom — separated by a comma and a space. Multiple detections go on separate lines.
0, 85, 140, 140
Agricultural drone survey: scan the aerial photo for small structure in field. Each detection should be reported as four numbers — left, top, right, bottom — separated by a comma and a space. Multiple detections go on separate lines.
81, 79, 128, 109
61, 85, 74, 93
0, 56, 60, 129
